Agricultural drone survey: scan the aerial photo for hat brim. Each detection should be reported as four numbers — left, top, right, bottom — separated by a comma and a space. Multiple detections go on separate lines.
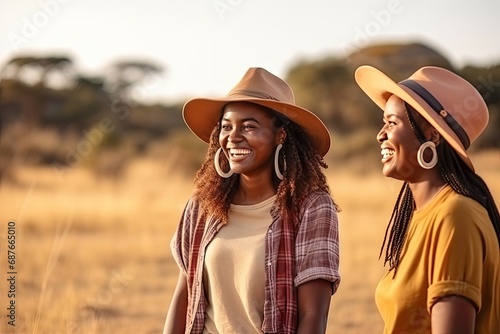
354, 65, 474, 171
183, 97, 331, 157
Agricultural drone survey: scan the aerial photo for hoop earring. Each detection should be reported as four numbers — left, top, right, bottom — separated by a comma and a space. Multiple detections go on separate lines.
417, 141, 438, 169
274, 144, 285, 180
214, 147, 233, 178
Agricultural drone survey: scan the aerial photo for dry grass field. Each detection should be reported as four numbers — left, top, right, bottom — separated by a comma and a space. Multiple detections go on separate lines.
0, 150, 498, 334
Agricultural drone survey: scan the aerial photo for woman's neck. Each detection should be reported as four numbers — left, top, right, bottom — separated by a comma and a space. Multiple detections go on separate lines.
408, 174, 447, 210
232, 174, 277, 205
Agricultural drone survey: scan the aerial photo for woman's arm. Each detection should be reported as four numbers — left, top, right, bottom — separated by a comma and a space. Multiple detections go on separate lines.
297, 279, 333, 334
431, 295, 476, 334
163, 271, 188, 334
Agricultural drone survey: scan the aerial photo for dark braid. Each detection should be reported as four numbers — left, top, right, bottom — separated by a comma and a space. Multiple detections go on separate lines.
380, 182, 415, 271
437, 143, 500, 245
381, 102, 500, 272
192, 103, 338, 225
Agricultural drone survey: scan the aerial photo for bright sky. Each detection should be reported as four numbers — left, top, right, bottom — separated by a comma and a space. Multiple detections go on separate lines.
1, 0, 500, 104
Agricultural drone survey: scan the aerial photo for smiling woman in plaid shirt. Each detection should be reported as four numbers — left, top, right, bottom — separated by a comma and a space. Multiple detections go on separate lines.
163, 67, 341, 334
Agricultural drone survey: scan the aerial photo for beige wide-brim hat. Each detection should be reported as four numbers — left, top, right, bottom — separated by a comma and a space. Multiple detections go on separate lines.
182, 67, 331, 157
355, 65, 489, 171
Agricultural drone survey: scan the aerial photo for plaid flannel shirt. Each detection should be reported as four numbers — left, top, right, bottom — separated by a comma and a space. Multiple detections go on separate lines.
170, 190, 340, 333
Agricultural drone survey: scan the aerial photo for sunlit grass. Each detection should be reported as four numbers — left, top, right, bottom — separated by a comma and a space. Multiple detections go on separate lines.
0, 151, 498, 333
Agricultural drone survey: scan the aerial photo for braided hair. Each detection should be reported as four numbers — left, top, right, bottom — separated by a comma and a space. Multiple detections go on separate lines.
191, 103, 338, 225
381, 102, 500, 271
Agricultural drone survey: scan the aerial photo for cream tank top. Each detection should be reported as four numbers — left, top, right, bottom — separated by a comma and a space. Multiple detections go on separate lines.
202, 195, 276, 334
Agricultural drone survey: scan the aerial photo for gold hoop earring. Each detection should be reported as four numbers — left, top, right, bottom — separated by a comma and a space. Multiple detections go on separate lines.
214, 147, 234, 178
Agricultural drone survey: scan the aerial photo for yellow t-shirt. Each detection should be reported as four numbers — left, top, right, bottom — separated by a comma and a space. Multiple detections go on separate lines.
376, 186, 500, 334
203, 196, 275, 334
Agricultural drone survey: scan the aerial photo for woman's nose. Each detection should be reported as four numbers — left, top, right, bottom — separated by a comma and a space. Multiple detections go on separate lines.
228, 127, 242, 142
376, 126, 387, 143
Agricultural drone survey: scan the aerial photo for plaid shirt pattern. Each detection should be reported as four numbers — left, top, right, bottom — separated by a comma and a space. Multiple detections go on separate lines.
170, 191, 340, 333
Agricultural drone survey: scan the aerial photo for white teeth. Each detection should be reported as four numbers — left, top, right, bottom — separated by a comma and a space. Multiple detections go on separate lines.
229, 149, 251, 157
381, 148, 395, 159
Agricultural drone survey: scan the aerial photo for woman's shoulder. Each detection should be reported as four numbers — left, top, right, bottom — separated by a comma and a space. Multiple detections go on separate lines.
430, 188, 489, 231
178, 196, 207, 223
301, 190, 336, 211
438, 188, 486, 217
304, 189, 332, 201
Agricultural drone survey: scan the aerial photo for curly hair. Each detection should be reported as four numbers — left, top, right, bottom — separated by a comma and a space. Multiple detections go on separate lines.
191, 104, 338, 225
380, 103, 500, 272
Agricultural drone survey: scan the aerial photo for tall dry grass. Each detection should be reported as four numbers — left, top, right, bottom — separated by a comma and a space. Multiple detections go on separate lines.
0, 151, 498, 333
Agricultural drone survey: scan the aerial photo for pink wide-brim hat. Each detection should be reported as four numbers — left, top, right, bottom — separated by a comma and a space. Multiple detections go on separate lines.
355, 65, 489, 171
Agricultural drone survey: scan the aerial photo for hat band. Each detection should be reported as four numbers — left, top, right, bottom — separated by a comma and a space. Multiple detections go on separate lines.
228, 89, 282, 102
400, 80, 470, 149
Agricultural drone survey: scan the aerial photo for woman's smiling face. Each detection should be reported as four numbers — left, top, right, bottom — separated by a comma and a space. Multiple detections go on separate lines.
219, 102, 284, 178
376, 95, 423, 181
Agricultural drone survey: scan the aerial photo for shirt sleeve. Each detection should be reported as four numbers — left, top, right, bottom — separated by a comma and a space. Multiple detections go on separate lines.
293, 192, 341, 294
170, 198, 195, 276
426, 197, 486, 313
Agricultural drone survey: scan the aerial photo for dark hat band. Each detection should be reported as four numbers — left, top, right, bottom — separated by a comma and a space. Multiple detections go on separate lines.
400, 79, 471, 149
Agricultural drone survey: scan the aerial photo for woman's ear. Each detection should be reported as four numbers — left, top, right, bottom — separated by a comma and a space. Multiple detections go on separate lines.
278, 128, 287, 144
429, 128, 441, 144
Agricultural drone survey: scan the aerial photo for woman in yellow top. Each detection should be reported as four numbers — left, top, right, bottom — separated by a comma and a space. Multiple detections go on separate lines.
355, 65, 500, 333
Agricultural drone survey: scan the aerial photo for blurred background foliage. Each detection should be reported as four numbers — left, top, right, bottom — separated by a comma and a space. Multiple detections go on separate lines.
1, 41, 499, 182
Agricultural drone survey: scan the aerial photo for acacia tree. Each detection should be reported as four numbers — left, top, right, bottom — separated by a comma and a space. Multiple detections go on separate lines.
1, 55, 76, 126
104, 60, 163, 102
